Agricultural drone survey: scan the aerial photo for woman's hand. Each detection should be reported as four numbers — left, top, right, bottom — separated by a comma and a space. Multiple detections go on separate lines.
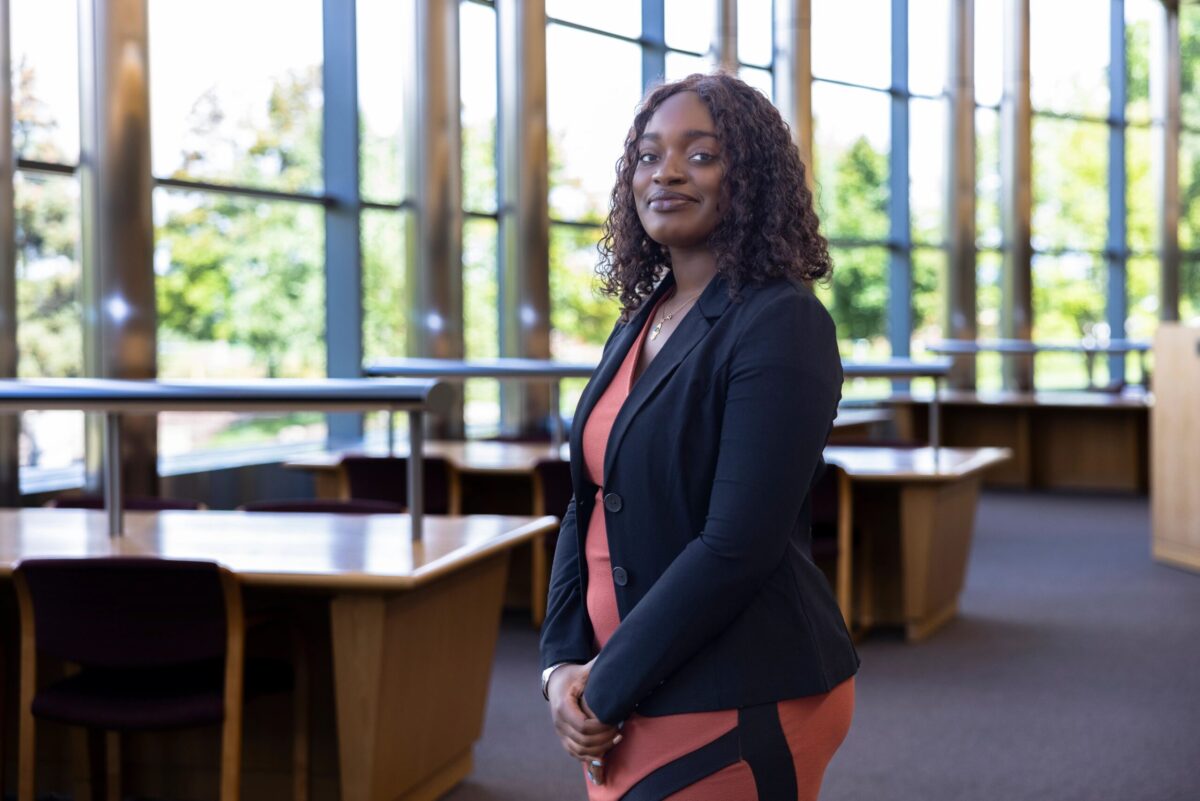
548, 659, 622, 770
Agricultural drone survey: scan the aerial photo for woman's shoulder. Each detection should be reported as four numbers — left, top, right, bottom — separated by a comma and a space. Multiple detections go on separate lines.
730, 276, 830, 323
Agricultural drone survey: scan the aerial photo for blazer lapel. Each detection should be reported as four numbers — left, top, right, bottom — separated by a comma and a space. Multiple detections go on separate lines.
569, 272, 677, 497
602, 273, 733, 484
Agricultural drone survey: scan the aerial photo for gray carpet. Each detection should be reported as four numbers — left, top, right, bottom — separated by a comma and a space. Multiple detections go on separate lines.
445, 492, 1200, 801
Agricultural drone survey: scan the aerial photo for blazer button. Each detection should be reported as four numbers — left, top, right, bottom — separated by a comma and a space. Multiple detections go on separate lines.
612, 567, 628, 586
603, 492, 623, 512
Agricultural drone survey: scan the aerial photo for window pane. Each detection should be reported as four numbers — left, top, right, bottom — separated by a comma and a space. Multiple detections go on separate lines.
911, 98, 948, 245
550, 224, 617, 359
976, 107, 1002, 249
1127, 125, 1157, 253
912, 247, 947, 350
665, 51, 714, 83
976, 250, 1004, 390
358, 0, 410, 203
1032, 252, 1106, 388
155, 189, 326, 453
1183, 4, 1200, 130
362, 209, 407, 362
975, 0, 1004, 107
1125, 0, 1155, 125
825, 247, 889, 355
1183, 132, 1200, 252
462, 1, 497, 213
665, 0, 716, 53
909, 0, 950, 97
1032, 117, 1108, 252
737, 0, 773, 68
1184, 259, 1200, 323
463, 218, 499, 436
545, 0, 640, 38
737, 66, 773, 101
1127, 255, 1159, 346
1030, 0, 1109, 117
812, 0, 890, 89
15, 170, 84, 483
11, 0, 79, 163
812, 83, 890, 241
149, 0, 324, 192
547, 25, 642, 223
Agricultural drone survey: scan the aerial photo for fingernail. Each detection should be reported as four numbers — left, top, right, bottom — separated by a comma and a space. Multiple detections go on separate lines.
590, 759, 603, 766
613, 734, 623, 745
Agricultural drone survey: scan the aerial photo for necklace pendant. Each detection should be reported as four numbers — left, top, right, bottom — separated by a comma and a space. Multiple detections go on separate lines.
649, 322, 662, 341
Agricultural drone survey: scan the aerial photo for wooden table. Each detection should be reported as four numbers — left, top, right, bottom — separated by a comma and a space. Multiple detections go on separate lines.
0, 508, 558, 801
887, 389, 1149, 493
825, 446, 1012, 641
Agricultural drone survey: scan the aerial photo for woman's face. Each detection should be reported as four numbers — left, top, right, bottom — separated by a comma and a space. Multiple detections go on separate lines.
632, 91, 725, 249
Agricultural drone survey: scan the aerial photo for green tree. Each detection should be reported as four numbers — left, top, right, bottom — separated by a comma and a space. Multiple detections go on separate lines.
156, 68, 325, 379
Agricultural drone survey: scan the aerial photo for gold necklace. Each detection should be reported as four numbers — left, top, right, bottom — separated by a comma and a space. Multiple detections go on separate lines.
649, 290, 703, 341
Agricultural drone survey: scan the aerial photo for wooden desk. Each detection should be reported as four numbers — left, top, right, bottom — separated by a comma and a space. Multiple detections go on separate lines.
825, 446, 1012, 641
887, 389, 1149, 492
0, 509, 558, 801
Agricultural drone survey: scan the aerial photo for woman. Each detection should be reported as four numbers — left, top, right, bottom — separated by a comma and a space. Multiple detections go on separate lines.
540, 72, 859, 801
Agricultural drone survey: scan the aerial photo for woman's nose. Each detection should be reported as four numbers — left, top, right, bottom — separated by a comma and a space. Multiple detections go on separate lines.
653, 156, 685, 184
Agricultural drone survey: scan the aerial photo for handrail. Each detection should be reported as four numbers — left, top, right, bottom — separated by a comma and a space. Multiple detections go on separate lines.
0, 378, 452, 539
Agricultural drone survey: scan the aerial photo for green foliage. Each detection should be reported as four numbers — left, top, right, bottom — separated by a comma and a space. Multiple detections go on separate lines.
155, 68, 325, 379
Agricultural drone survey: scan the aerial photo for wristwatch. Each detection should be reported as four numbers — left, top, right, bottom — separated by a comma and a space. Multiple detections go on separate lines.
541, 662, 570, 700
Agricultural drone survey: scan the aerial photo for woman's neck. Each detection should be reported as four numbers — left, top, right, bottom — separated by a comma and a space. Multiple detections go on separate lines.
667, 246, 718, 296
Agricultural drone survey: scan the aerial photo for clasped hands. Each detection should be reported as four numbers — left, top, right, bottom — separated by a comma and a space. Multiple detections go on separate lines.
547, 657, 623, 786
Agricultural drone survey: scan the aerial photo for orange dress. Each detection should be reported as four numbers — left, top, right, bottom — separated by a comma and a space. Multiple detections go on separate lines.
580, 292, 855, 801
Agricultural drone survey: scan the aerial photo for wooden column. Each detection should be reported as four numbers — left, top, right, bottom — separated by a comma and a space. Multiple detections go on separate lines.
79, 0, 157, 494
999, 0, 1033, 390
946, 0, 978, 389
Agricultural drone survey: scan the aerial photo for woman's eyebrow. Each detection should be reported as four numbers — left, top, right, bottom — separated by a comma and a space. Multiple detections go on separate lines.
638, 130, 719, 143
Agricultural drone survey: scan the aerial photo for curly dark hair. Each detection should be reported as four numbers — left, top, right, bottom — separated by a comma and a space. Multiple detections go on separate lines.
597, 72, 832, 317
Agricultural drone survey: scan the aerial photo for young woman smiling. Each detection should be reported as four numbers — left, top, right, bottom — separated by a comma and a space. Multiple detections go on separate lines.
540, 72, 858, 801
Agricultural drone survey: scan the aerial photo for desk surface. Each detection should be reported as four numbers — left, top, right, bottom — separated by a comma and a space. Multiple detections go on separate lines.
0, 509, 558, 591
824, 446, 1012, 481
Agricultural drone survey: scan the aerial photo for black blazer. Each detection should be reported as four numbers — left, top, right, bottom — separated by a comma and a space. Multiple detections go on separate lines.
539, 270, 859, 726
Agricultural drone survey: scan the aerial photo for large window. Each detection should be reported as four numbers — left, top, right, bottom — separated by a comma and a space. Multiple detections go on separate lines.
11, 0, 85, 491
149, 0, 327, 459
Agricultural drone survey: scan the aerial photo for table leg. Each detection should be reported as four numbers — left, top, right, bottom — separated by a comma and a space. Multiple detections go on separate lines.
898, 478, 981, 641
330, 552, 509, 801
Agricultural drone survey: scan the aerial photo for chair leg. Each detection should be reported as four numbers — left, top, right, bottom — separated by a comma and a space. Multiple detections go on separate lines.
85, 729, 121, 801
17, 643, 35, 801
291, 627, 311, 801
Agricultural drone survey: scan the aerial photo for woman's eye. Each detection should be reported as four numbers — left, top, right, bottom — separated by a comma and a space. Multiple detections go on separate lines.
638, 152, 658, 164
690, 152, 717, 163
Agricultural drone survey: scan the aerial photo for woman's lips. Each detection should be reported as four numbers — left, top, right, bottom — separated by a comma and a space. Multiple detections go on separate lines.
647, 195, 698, 212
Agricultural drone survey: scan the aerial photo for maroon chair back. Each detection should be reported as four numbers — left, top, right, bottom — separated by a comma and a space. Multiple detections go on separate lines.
532, 458, 572, 518
16, 558, 227, 669
47, 493, 205, 512
340, 455, 452, 514
239, 498, 407, 515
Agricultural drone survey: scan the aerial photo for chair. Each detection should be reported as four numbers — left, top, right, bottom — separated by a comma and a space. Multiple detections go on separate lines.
809, 464, 854, 630
46, 493, 207, 511
238, 498, 407, 515
529, 458, 573, 627
340, 455, 456, 514
13, 557, 307, 801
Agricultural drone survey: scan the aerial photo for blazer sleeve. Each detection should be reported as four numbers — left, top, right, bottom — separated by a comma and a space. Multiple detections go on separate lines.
538, 496, 594, 670
582, 288, 842, 725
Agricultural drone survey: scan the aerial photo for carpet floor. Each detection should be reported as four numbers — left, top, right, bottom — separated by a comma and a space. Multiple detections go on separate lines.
444, 491, 1200, 801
